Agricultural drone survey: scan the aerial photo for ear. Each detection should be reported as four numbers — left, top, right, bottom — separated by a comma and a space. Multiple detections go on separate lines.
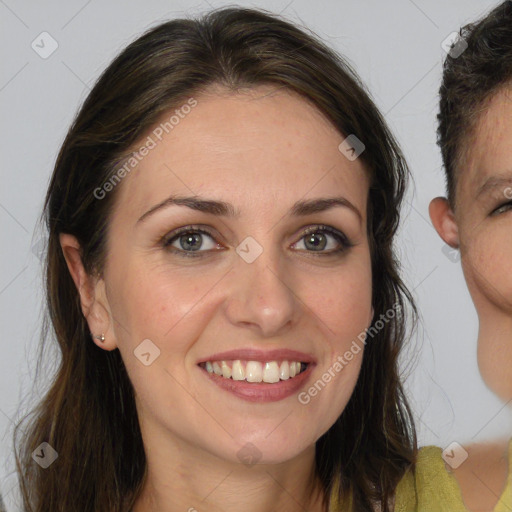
429, 197, 460, 248
59, 233, 117, 351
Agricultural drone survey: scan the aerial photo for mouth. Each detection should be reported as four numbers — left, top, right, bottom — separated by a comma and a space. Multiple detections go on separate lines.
196, 349, 315, 402
198, 359, 308, 383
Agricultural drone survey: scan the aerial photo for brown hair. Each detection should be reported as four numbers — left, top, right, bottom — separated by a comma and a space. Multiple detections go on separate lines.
14, 7, 416, 512
437, 0, 512, 205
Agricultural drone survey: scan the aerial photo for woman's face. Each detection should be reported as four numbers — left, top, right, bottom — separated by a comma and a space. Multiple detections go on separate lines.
96, 86, 372, 465
431, 86, 512, 401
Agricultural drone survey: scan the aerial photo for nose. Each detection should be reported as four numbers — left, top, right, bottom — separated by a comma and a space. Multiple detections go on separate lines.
223, 244, 300, 338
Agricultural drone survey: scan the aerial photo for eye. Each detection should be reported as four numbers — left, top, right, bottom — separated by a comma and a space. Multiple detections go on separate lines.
163, 226, 222, 258
292, 225, 352, 255
491, 201, 512, 216
162, 224, 352, 258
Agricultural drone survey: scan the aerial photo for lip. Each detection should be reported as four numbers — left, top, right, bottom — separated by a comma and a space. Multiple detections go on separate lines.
197, 348, 316, 365
199, 362, 315, 402
197, 348, 316, 403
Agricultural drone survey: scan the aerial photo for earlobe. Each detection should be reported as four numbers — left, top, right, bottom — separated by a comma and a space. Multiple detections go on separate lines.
59, 233, 117, 351
428, 197, 460, 248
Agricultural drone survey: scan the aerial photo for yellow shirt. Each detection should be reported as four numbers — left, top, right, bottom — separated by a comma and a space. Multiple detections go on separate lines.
394, 440, 512, 512
329, 439, 512, 511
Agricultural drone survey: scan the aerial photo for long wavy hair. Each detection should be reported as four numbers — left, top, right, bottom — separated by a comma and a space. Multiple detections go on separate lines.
14, 7, 417, 512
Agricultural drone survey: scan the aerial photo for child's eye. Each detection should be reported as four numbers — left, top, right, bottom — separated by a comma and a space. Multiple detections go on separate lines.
491, 201, 512, 215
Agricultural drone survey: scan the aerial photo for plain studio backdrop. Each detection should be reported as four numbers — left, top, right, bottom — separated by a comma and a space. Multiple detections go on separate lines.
1, 0, 510, 509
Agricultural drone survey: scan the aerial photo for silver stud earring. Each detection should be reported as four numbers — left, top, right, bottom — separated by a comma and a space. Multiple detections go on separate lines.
93, 333, 105, 342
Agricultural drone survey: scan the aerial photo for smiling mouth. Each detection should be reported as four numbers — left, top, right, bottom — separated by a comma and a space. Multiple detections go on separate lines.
198, 360, 308, 383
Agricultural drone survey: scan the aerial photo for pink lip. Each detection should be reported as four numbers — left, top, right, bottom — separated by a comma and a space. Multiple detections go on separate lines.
199, 362, 315, 403
197, 348, 316, 364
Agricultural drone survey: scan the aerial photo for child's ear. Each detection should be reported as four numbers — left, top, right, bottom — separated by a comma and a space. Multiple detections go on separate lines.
429, 197, 460, 248
59, 233, 117, 351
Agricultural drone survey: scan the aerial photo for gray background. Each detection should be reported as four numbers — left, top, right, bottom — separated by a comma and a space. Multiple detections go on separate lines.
1, 0, 511, 509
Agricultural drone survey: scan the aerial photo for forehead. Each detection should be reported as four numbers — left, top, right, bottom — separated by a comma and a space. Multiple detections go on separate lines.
113, 86, 370, 221
461, 86, 512, 195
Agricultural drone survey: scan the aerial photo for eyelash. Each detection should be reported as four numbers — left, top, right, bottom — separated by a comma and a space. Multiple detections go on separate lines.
491, 201, 512, 216
161, 224, 353, 258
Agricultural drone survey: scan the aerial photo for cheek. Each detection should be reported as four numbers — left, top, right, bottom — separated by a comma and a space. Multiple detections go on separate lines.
462, 231, 512, 311
295, 279, 367, 435
303, 258, 373, 341
107, 264, 218, 413
293, 256, 371, 409
110, 262, 217, 335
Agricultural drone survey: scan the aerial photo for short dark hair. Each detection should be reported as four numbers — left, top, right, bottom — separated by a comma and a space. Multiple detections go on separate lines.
437, 0, 512, 205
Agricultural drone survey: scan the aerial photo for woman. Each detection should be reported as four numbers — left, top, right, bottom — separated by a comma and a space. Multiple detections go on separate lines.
14, 7, 417, 512
426, 1, 512, 510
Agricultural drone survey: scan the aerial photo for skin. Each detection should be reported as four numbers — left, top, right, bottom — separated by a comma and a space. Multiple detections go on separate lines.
60, 85, 373, 512
430, 86, 512, 512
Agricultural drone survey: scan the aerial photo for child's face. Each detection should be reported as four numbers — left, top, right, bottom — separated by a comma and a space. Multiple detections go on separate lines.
430, 86, 512, 401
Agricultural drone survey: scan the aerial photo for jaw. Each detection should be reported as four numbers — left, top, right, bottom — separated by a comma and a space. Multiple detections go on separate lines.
477, 316, 512, 401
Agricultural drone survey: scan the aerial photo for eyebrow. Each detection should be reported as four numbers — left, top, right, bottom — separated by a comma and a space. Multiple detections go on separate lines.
136, 195, 362, 224
476, 174, 512, 198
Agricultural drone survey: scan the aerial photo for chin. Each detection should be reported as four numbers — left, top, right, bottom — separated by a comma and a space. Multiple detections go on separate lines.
486, 379, 512, 402
226, 434, 316, 467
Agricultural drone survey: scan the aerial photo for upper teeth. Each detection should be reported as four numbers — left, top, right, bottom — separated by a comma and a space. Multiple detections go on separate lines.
203, 360, 305, 383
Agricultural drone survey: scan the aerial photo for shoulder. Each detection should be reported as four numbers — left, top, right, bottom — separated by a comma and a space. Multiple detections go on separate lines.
394, 445, 468, 511
394, 439, 512, 512
449, 439, 510, 512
